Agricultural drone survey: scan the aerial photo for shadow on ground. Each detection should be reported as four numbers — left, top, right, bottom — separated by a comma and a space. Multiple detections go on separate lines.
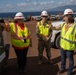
1, 56, 59, 75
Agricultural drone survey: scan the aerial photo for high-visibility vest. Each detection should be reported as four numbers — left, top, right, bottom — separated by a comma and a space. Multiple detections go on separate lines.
37, 21, 52, 37
10, 22, 31, 49
60, 23, 76, 50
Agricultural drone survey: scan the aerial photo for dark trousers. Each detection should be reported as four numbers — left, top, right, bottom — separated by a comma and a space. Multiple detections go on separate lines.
60, 48, 74, 73
14, 47, 28, 70
38, 40, 51, 60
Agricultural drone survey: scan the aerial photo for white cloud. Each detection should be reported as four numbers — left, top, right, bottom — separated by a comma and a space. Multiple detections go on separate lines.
69, 0, 76, 4
25, 0, 30, 2
5, 4, 15, 9
18, 3, 26, 7
40, 2, 47, 5
56, 1, 66, 7
70, 0, 74, 2
40, 1, 54, 5
33, 2, 38, 5
6, 4, 11, 7
58, 2, 63, 5
50, 1, 54, 4
0, 0, 76, 12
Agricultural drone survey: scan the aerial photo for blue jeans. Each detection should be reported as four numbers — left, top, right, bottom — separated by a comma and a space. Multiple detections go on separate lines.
60, 48, 74, 73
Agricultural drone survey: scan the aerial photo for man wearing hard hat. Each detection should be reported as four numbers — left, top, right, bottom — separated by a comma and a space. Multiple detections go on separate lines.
51, 8, 76, 75
36, 11, 53, 65
1, 12, 32, 74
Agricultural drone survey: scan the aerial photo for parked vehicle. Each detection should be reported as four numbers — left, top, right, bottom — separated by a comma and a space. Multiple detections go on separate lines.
51, 21, 64, 49
50, 15, 56, 21
0, 26, 10, 72
36, 16, 42, 21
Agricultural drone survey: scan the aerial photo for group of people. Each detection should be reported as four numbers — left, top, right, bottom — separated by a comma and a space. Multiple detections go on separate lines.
36, 8, 76, 75
0, 8, 76, 75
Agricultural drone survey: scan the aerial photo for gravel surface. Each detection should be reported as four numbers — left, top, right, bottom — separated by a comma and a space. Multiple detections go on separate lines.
1, 21, 76, 75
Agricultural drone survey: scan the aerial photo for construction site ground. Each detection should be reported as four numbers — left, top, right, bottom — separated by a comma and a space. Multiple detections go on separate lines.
1, 21, 76, 75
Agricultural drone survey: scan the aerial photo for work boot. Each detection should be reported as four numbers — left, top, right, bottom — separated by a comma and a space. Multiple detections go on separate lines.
19, 67, 26, 74
38, 60, 42, 66
47, 58, 53, 64
58, 69, 65, 74
67, 72, 73, 75
19, 69, 26, 74
23, 68, 26, 73
19, 69, 23, 74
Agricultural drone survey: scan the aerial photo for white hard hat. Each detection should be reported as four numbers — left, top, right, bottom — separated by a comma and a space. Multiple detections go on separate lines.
41, 11, 48, 16
63, 9, 73, 16
14, 12, 25, 19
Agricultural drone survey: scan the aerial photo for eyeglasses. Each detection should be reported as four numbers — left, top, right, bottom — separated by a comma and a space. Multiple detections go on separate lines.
62, 14, 69, 18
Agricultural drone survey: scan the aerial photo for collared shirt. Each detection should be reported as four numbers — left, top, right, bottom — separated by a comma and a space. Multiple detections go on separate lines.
64, 23, 74, 33
16, 23, 24, 30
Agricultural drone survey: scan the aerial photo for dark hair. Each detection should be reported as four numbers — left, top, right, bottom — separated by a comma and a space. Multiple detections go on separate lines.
67, 14, 74, 23
14, 20, 18, 23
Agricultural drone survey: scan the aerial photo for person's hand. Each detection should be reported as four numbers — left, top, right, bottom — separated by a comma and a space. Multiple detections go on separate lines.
46, 37, 49, 41
0, 20, 10, 31
0, 23, 5, 27
42, 35, 46, 41
4, 19, 9, 25
74, 40, 76, 43
29, 38, 32, 47
29, 42, 32, 47
45, 36, 50, 42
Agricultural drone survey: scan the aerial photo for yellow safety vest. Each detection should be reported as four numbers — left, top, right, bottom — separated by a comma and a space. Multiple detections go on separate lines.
37, 21, 51, 36
60, 23, 76, 50
10, 22, 30, 48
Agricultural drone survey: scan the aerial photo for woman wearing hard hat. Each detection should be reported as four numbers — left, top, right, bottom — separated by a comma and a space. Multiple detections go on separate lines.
51, 9, 76, 75
4, 12, 32, 74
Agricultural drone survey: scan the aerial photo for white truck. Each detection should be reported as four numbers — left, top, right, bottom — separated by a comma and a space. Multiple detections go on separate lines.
51, 21, 64, 49
0, 25, 10, 72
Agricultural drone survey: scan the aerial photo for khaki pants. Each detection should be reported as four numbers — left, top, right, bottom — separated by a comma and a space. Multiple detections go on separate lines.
38, 40, 51, 60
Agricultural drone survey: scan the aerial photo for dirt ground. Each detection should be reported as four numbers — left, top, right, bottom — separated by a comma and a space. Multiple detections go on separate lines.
1, 21, 76, 75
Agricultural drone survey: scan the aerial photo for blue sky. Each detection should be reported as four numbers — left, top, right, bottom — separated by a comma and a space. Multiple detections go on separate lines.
0, 0, 76, 12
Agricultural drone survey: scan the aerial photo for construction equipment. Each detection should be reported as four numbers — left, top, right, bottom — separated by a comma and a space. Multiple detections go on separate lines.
0, 20, 10, 72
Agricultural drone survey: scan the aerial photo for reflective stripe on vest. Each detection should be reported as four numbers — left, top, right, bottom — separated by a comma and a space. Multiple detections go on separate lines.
10, 23, 30, 48
60, 36, 75, 44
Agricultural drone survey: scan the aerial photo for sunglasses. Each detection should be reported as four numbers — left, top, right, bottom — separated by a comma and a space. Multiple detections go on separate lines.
42, 16, 48, 18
